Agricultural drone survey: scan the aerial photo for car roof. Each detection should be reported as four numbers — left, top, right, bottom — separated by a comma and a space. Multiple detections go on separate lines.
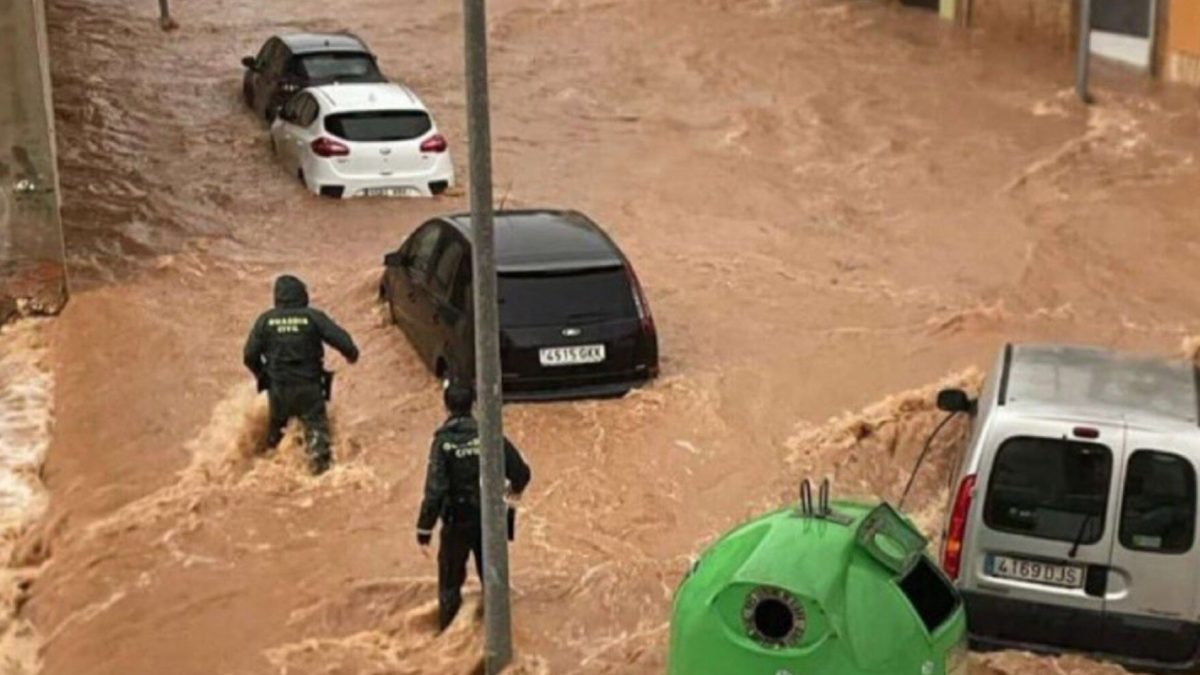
307, 83, 425, 113
279, 33, 371, 55
1001, 343, 1200, 428
441, 210, 626, 273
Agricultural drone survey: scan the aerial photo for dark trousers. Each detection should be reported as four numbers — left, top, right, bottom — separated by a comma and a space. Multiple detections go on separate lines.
438, 509, 483, 630
266, 381, 331, 471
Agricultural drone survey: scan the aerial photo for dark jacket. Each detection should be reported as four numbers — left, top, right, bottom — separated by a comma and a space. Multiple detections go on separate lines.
243, 275, 359, 387
416, 416, 532, 533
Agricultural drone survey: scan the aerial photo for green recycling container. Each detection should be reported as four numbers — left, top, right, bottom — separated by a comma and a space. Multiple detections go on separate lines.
669, 499, 968, 675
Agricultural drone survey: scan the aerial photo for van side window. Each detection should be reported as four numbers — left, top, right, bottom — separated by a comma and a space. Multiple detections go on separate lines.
1120, 451, 1196, 554
984, 438, 1111, 544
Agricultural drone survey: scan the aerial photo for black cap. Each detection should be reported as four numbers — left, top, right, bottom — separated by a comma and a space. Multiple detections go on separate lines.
444, 382, 475, 416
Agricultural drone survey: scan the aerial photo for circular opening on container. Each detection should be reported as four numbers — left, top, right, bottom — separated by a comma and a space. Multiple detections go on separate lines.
743, 587, 805, 648
753, 598, 795, 641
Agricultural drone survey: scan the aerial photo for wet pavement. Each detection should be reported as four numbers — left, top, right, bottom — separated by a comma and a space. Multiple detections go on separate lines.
9, 0, 1200, 672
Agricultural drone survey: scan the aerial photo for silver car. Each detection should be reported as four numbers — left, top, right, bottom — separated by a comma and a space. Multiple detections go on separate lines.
937, 343, 1200, 672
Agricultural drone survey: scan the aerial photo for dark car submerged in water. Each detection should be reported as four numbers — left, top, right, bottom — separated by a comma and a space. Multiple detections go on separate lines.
242, 32, 386, 122
379, 210, 659, 400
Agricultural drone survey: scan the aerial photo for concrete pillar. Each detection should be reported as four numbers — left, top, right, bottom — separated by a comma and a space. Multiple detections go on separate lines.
0, 0, 67, 319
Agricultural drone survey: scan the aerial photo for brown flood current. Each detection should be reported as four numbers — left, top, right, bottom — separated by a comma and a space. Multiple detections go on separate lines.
10, 0, 1200, 672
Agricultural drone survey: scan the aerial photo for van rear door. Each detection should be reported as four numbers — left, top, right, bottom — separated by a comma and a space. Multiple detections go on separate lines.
1102, 429, 1200, 665
964, 417, 1125, 654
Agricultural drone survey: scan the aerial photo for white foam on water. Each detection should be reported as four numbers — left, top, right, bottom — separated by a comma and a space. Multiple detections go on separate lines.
0, 319, 53, 674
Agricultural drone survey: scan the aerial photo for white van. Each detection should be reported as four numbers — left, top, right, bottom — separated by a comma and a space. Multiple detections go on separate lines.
936, 343, 1200, 672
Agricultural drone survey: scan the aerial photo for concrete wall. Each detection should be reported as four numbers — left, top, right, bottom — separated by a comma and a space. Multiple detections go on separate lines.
0, 0, 67, 321
966, 0, 1076, 51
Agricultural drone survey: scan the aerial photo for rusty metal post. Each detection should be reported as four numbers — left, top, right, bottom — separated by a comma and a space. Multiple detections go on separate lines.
158, 0, 178, 31
1076, 0, 1093, 104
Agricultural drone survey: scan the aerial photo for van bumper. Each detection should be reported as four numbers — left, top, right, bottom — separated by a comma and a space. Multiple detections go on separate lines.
964, 591, 1200, 674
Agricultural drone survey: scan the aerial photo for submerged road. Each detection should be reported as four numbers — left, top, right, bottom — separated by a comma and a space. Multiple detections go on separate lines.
16, 0, 1200, 672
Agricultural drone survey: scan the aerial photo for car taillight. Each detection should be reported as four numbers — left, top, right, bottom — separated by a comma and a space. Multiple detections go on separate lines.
420, 134, 448, 153
625, 265, 655, 337
311, 137, 350, 158
942, 474, 976, 581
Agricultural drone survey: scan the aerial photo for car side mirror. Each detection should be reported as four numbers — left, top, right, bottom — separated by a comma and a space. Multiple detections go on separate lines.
242, 56, 257, 69
936, 388, 975, 414
384, 251, 409, 268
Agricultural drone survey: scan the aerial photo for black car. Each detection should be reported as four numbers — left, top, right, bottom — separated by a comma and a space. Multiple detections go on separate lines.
241, 33, 386, 122
380, 210, 659, 400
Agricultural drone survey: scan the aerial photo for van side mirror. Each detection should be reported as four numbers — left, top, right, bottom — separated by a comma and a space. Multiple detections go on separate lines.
937, 388, 975, 414
384, 251, 409, 268
242, 56, 257, 69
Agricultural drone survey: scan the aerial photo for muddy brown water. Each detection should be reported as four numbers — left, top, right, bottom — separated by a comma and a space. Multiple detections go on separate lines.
10, 0, 1200, 672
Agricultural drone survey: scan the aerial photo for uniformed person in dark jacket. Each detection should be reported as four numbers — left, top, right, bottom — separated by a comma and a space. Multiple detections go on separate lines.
417, 384, 532, 630
243, 275, 359, 474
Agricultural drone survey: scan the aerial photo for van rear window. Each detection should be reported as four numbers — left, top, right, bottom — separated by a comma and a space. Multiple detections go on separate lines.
984, 437, 1111, 544
897, 557, 960, 633
498, 267, 635, 328
325, 111, 432, 142
1120, 450, 1196, 554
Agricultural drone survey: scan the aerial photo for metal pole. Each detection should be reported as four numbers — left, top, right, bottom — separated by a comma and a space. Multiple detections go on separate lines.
157, 0, 178, 30
1076, 0, 1093, 104
462, 0, 512, 671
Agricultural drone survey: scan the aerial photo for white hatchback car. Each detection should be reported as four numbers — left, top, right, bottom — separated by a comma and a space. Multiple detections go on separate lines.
270, 83, 454, 198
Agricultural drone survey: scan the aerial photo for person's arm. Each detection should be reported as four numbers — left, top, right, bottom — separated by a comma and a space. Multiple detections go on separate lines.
243, 315, 267, 379
416, 438, 448, 544
313, 310, 360, 364
503, 438, 532, 495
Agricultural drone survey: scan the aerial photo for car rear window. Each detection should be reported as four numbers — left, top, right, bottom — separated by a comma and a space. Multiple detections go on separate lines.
296, 52, 379, 80
1120, 450, 1196, 554
984, 437, 1112, 544
324, 111, 432, 142
498, 267, 635, 328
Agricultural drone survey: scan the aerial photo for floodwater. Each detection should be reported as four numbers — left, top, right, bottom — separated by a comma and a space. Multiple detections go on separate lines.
10, 0, 1200, 672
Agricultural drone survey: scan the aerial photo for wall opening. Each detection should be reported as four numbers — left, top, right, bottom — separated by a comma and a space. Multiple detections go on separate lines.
1090, 0, 1155, 69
